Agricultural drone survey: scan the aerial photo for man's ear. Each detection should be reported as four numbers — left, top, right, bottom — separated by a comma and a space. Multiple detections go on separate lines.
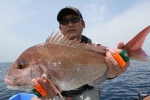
81, 20, 85, 28
59, 25, 61, 29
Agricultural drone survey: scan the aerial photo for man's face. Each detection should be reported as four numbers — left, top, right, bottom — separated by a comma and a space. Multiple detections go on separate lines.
59, 14, 85, 41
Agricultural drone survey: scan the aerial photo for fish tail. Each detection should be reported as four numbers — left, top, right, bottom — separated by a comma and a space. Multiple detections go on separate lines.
124, 26, 150, 62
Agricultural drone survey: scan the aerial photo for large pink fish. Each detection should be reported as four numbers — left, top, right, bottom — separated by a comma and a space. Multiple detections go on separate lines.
5, 26, 150, 92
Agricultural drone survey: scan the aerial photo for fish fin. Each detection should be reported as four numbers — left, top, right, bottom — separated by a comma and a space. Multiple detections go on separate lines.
45, 31, 108, 53
124, 26, 150, 62
46, 78, 64, 100
42, 74, 64, 100
45, 31, 71, 45
129, 48, 149, 62
45, 31, 54, 43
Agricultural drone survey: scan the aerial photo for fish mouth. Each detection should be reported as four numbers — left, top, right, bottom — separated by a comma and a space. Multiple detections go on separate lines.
5, 77, 33, 91
5, 77, 16, 86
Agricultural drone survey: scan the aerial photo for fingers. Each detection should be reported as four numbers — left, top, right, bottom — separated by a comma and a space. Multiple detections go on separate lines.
106, 51, 123, 75
105, 56, 118, 76
32, 79, 39, 86
31, 95, 41, 100
117, 41, 124, 49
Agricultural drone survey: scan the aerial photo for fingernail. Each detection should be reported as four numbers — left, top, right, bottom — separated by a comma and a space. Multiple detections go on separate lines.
32, 79, 39, 86
105, 48, 109, 50
110, 50, 116, 55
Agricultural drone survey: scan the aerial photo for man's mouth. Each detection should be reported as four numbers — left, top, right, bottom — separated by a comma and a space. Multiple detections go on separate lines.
67, 30, 76, 33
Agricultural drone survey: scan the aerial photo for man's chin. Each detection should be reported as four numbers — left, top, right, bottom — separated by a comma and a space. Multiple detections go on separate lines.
67, 34, 77, 39
67, 33, 76, 38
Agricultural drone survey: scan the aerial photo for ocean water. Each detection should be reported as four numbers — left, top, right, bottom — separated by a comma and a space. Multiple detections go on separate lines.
0, 61, 150, 100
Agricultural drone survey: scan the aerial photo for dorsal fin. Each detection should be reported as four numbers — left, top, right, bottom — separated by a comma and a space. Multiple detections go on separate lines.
45, 31, 107, 53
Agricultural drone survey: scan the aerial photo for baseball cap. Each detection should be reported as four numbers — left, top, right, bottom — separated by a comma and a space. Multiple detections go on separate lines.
57, 6, 83, 22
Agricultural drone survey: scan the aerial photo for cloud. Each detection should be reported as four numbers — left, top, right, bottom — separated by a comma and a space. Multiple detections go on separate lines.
84, 1, 150, 55
83, 4, 106, 22
100, 6, 106, 13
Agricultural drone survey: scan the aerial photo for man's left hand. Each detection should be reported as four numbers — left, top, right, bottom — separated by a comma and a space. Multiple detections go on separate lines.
105, 41, 130, 78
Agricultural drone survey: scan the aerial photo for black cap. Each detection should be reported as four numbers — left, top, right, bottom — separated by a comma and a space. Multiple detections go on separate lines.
57, 6, 83, 22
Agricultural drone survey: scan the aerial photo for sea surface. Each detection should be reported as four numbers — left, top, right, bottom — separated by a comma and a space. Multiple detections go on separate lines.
0, 61, 150, 100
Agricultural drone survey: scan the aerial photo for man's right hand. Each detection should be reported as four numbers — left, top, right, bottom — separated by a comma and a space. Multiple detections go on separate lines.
31, 78, 61, 100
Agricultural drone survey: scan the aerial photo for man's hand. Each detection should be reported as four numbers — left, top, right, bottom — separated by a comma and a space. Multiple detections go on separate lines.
105, 41, 130, 78
31, 78, 62, 100
143, 96, 150, 100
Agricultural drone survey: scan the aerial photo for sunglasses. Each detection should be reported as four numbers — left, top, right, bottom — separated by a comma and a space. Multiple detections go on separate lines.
59, 16, 82, 25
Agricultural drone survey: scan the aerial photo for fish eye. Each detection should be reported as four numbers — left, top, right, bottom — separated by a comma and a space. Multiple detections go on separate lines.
17, 64, 25, 69
17, 60, 26, 69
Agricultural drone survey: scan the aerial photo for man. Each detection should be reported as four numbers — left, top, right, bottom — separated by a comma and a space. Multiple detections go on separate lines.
32, 6, 130, 100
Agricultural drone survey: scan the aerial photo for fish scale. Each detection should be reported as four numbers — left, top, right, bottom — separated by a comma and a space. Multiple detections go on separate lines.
38, 43, 108, 90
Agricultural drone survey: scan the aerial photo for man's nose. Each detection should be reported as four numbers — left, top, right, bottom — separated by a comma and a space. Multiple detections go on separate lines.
68, 21, 73, 26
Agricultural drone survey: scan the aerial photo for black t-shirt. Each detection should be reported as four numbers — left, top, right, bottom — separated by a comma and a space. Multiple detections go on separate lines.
81, 35, 92, 44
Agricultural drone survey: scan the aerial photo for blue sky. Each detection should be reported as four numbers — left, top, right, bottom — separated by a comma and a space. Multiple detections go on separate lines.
0, 0, 150, 62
